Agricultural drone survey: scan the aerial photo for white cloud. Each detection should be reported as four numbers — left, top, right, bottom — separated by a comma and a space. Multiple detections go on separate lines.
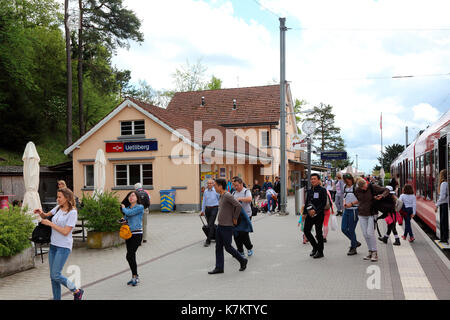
113, 0, 450, 173
412, 103, 441, 122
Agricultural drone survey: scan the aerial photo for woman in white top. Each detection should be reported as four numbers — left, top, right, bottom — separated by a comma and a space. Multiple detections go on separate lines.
435, 169, 448, 243
400, 184, 416, 242
34, 188, 84, 300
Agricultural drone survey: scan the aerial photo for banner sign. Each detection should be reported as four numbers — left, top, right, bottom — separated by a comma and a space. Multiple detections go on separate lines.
291, 134, 308, 151
106, 141, 158, 153
320, 151, 347, 161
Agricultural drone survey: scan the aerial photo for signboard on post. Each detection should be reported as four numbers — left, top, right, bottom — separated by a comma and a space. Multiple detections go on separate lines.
320, 151, 347, 161
291, 134, 308, 151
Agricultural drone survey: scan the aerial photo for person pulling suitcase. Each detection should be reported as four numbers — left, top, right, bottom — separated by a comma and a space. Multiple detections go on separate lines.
200, 179, 220, 247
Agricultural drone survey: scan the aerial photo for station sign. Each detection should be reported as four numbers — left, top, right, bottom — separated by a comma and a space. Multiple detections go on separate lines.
320, 151, 347, 161
106, 141, 158, 153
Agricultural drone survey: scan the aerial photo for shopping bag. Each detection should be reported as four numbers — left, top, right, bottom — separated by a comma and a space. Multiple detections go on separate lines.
331, 214, 338, 231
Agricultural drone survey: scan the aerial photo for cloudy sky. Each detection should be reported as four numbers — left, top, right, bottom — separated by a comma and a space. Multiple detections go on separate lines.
112, 0, 450, 173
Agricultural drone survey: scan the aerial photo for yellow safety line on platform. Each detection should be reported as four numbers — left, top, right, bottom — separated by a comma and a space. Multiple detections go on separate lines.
393, 225, 437, 300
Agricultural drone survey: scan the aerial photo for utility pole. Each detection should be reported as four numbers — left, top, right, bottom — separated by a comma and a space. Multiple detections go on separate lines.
279, 17, 288, 215
307, 136, 312, 190
405, 126, 409, 148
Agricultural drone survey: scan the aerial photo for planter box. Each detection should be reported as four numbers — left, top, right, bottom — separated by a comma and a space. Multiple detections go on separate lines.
0, 247, 35, 278
87, 231, 124, 249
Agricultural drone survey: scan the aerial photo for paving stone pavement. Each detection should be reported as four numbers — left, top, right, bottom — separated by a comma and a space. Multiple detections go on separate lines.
0, 197, 448, 300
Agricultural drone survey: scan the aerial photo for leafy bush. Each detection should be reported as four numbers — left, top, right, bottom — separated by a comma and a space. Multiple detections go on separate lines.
0, 206, 35, 257
79, 191, 122, 232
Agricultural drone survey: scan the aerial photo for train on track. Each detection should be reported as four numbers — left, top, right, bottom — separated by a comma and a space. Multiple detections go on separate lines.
391, 110, 450, 239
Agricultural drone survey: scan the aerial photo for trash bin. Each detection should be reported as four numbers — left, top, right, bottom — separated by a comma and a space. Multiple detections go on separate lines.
160, 189, 176, 212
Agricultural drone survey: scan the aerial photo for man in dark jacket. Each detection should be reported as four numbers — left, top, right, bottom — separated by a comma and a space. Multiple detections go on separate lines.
302, 173, 328, 259
273, 176, 281, 211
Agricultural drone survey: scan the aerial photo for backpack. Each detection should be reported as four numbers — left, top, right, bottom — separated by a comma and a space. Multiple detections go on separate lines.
31, 207, 59, 244
368, 184, 395, 219
136, 189, 150, 209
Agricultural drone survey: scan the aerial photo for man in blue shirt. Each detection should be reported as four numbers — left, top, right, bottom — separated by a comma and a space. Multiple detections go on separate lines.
200, 179, 220, 247
262, 176, 273, 192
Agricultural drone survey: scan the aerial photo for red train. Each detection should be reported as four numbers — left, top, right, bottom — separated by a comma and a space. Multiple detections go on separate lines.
391, 110, 450, 238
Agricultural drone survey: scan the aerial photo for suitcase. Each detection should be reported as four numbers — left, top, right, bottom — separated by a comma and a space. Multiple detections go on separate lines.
200, 215, 216, 240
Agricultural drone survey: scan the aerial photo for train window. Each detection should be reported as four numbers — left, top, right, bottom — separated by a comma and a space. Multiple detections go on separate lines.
415, 157, 420, 196
409, 160, 413, 181
425, 152, 432, 200
420, 155, 425, 197
430, 151, 435, 200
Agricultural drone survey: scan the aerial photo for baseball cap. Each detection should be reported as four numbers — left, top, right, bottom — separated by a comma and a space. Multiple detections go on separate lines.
134, 182, 143, 190
386, 186, 395, 194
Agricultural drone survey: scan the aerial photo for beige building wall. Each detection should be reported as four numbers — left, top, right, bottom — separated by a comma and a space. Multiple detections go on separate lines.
72, 106, 200, 210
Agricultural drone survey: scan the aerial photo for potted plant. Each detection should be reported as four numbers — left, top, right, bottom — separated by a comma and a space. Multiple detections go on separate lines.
79, 191, 124, 249
0, 205, 36, 277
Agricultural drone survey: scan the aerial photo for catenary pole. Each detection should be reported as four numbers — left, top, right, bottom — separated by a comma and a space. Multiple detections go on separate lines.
280, 17, 288, 214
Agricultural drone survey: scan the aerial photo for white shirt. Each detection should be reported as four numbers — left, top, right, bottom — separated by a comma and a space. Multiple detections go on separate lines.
50, 206, 78, 250
399, 194, 416, 215
343, 185, 358, 207
233, 187, 252, 217
326, 180, 334, 191
437, 181, 448, 206
266, 189, 277, 200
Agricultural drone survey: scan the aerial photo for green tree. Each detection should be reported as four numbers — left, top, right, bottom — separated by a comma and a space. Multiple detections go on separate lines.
0, 0, 66, 150
304, 103, 345, 167
75, 0, 144, 136
172, 59, 208, 92
377, 143, 405, 172
205, 75, 222, 90
294, 98, 308, 134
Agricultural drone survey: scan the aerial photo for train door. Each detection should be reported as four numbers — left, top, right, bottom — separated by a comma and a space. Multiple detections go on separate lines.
435, 133, 449, 239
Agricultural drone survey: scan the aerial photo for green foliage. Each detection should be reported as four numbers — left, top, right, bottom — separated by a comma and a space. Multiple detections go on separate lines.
377, 144, 405, 172
0, 205, 35, 257
79, 191, 122, 232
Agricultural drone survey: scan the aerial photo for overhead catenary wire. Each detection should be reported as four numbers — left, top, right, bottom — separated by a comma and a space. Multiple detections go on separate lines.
250, 0, 282, 18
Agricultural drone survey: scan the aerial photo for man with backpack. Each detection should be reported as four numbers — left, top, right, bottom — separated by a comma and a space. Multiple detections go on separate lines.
135, 183, 150, 243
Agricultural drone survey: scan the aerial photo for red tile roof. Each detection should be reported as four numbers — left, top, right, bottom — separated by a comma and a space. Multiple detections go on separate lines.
129, 98, 268, 158
166, 85, 282, 126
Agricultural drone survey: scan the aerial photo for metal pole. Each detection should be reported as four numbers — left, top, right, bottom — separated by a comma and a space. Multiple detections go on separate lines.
279, 17, 288, 214
307, 135, 312, 190
406, 126, 409, 148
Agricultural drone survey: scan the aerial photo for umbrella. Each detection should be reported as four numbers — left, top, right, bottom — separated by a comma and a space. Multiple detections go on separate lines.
22, 142, 42, 217
94, 149, 106, 198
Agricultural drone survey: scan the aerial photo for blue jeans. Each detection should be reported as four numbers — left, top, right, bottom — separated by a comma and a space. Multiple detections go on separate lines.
48, 245, 77, 300
266, 195, 275, 212
341, 208, 359, 248
403, 207, 414, 238
215, 225, 246, 270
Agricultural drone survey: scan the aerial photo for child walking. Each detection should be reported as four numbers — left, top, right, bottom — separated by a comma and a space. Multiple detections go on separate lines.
400, 184, 416, 242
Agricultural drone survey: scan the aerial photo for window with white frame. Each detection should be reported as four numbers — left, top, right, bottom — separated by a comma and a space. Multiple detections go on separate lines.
261, 131, 270, 147
84, 164, 94, 187
115, 164, 153, 186
121, 120, 145, 136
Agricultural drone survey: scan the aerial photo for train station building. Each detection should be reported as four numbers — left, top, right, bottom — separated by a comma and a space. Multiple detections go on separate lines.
64, 84, 314, 210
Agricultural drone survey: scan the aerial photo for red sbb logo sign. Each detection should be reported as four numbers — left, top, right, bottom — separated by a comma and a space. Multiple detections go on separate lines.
106, 142, 124, 153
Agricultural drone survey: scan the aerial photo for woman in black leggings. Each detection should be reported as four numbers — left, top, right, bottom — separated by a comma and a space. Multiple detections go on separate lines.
121, 191, 144, 286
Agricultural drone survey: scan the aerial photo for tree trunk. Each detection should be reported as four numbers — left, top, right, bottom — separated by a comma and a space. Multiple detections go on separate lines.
78, 0, 85, 137
65, 0, 72, 146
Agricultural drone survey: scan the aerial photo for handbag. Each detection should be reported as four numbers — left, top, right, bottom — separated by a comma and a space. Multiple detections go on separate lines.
119, 224, 132, 240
